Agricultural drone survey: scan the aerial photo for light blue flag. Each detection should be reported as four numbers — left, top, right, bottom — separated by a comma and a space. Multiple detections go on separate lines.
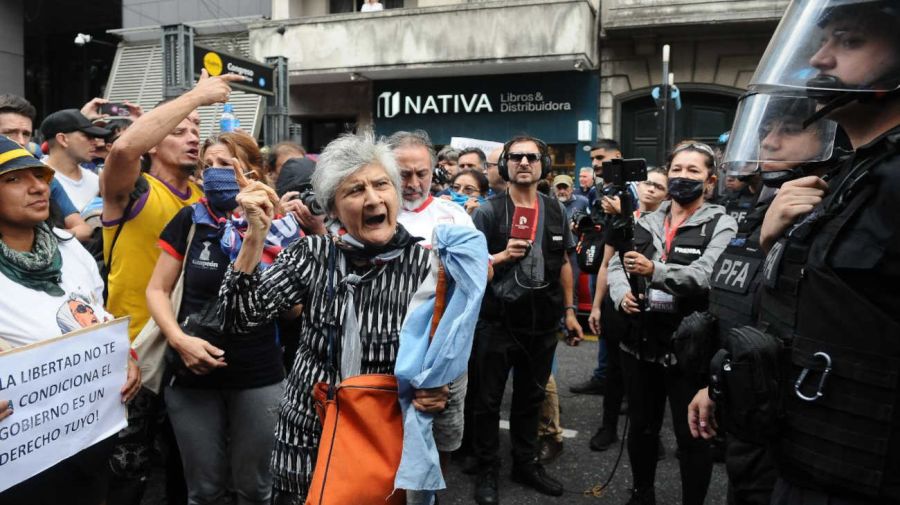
394, 224, 488, 495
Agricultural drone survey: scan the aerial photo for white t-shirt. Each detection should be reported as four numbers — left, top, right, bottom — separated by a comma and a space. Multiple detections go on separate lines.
0, 231, 111, 348
54, 168, 100, 213
360, 2, 384, 11
398, 195, 475, 248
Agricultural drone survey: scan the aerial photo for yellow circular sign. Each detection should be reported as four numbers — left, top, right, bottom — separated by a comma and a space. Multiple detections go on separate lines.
203, 52, 223, 76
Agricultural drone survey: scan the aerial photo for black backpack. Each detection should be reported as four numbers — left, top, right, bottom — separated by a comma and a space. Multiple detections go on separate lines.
575, 227, 605, 274
709, 325, 785, 443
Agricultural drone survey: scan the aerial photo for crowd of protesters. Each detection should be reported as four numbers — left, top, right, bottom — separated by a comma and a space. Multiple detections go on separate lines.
2, 4, 900, 505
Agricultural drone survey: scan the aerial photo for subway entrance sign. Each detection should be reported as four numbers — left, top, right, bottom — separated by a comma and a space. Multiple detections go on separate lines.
193, 45, 275, 97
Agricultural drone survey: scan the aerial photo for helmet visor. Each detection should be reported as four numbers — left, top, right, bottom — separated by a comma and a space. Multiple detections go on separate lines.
750, 0, 900, 95
722, 94, 838, 176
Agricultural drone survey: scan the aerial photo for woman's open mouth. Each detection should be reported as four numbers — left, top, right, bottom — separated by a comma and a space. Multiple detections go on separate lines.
364, 214, 387, 226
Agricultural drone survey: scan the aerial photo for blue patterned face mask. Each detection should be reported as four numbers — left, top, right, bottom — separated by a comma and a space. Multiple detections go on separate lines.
448, 190, 485, 208
202, 167, 240, 212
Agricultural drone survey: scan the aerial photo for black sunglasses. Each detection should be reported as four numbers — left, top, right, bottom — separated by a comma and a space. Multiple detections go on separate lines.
506, 152, 541, 163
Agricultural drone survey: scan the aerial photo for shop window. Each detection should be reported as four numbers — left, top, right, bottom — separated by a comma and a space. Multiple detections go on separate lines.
547, 144, 576, 178
292, 117, 357, 154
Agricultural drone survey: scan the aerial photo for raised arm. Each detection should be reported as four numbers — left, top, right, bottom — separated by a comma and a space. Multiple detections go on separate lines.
218, 160, 305, 333
100, 70, 245, 221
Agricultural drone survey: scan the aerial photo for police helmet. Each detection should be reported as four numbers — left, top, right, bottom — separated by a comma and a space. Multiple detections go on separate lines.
721, 93, 838, 177
750, 0, 900, 99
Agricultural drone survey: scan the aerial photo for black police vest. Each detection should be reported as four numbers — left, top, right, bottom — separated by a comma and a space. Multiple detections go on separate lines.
762, 140, 900, 501
630, 211, 722, 358
720, 188, 758, 226
707, 204, 768, 341
481, 193, 568, 328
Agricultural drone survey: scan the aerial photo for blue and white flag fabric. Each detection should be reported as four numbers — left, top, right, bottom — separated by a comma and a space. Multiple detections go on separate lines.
394, 224, 488, 494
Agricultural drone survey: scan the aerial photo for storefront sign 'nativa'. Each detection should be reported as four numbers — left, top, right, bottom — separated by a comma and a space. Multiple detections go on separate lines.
377, 91, 572, 118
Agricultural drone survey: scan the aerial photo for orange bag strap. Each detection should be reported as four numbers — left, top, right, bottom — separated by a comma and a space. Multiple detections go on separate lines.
429, 260, 447, 343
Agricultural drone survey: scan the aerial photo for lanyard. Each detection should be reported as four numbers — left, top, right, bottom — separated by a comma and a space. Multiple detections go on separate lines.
662, 208, 698, 260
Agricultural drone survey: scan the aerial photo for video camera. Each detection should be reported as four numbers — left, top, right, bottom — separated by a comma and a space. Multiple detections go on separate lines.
602, 158, 648, 188
433, 165, 451, 186
575, 158, 648, 236
289, 183, 326, 216
601, 158, 648, 303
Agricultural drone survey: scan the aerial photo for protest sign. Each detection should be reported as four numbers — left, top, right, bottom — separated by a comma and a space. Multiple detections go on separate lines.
0, 318, 130, 492
450, 137, 504, 156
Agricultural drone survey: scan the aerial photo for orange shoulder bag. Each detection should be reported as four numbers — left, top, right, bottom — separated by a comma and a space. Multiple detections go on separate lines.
305, 249, 448, 505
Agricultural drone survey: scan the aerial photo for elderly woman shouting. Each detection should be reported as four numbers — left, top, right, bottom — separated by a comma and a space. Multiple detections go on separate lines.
216, 132, 467, 504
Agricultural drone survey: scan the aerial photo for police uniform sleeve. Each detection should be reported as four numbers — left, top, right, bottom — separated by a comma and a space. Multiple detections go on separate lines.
650, 212, 738, 296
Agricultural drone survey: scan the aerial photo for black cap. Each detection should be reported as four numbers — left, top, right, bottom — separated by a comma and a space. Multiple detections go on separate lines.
40, 109, 112, 139
276, 157, 317, 197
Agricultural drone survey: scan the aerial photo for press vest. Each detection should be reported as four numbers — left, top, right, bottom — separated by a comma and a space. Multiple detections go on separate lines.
629, 211, 722, 359
708, 204, 768, 341
481, 192, 567, 331
761, 131, 900, 501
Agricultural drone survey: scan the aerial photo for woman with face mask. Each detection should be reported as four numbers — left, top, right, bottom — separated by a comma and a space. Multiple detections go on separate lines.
605, 142, 737, 505
145, 132, 301, 505
444, 169, 488, 215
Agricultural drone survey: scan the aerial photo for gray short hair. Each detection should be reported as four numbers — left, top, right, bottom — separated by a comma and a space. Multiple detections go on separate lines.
385, 129, 436, 167
579, 167, 593, 175
312, 130, 401, 214
437, 145, 460, 163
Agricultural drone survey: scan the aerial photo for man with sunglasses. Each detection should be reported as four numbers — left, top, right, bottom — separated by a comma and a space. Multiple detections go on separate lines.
470, 135, 582, 504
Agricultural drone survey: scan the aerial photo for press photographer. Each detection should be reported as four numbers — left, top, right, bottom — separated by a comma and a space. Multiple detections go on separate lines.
606, 142, 737, 505
275, 157, 326, 236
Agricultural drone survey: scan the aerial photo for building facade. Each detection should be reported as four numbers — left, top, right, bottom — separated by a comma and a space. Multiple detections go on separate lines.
250, 0, 789, 168
89, 0, 790, 171
599, 0, 788, 163
252, 0, 600, 171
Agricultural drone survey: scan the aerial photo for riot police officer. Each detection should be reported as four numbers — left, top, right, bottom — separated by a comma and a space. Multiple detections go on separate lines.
687, 94, 843, 505
738, 1, 900, 503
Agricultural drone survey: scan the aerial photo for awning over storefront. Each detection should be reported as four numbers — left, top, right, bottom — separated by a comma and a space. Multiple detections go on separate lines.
373, 71, 599, 146
103, 34, 264, 139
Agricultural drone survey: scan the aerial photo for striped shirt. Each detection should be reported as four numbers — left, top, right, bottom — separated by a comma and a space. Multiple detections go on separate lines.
217, 234, 431, 497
